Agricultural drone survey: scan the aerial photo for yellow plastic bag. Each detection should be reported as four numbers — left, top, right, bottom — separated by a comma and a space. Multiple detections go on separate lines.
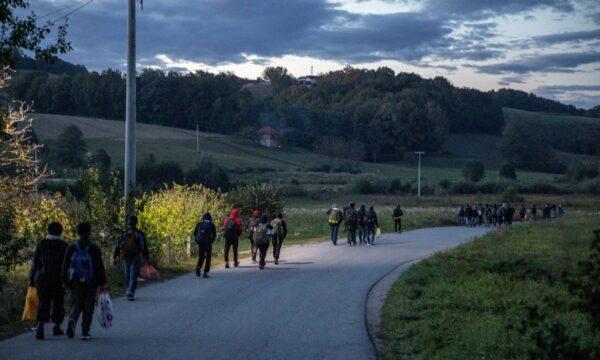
22, 286, 39, 321
376, 227, 382, 238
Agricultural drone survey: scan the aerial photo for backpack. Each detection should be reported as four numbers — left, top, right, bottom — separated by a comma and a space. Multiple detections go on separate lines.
121, 229, 140, 259
329, 209, 341, 224
271, 218, 284, 238
393, 208, 402, 218
345, 210, 358, 228
195, 221, 214, 245
253, 223, 269, 245
68, 242, 94, 284
223, 217, 237, 238
247, 217, 259, 234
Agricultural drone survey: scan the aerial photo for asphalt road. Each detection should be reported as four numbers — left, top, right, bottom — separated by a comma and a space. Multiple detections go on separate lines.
1, 226, 490, 360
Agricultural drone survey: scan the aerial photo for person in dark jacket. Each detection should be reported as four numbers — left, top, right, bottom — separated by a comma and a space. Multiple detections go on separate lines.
113, 215, 149, 301
366, 206, 379, 245
392, 205, 403, 233
62, 222, 106, 340
253, 214, 274, 269
29, 222, 69, 340
519, 205, 527, 221
246, 210, 261, 263
222, 209, 243, 268
194, 212, 217, 278
345, 202, 358, 246
271, 213, 288, 265
357, 205, 367, 244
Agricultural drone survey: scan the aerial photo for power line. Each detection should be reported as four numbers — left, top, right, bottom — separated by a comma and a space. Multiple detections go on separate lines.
46, 0, 94, 25
38, 1, 84, 19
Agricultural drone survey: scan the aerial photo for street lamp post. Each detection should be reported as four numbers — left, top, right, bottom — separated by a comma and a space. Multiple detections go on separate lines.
414, 151, 425, 197
124, 0, 137, 218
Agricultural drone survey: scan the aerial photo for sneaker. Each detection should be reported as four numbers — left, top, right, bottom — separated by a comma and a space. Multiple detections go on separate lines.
234, 261, 239, 267
251, 257, 256, 263
274, 259, 279, 265
202, 273, 209, 279
67, 320, 75, 339
35, 323, 44, 340
225, 263, 230, 269
127, 294, 135, 301
259, 265, 265, 270
81, 332, 91, 341
53, 325, 64, 336
196, 268, 201, 277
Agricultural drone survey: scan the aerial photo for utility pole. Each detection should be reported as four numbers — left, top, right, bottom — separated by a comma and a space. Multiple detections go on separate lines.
124, 0, 137, 218
414, 151, 425, 197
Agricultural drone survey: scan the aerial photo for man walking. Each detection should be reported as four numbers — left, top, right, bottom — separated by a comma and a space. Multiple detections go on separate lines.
62, 222, 106, 340
29, 222, 68, 340
366, 206, 379, 245
357, 204, 367, 244
271, 213, 288, 265
246, 210, 261, 263
253, 214, 273, 269
392, 205, 403, 233
114, 215, 149, 301
222, 209, 243, 268
194, 212, 217, 278
327, 204, 342, 245
345, 202, 358, 246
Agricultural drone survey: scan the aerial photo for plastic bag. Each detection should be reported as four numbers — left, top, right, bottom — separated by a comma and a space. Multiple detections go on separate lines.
140, 263, 159, 281
22, 286, 39, 321
97, 292, 113, 329
376, 227, 382, 238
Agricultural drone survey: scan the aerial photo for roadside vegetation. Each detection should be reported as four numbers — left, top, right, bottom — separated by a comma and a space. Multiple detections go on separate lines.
380, 213, 600, 359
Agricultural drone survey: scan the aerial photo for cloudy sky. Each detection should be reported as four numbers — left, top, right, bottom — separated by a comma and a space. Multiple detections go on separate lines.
32, 0, 600, 108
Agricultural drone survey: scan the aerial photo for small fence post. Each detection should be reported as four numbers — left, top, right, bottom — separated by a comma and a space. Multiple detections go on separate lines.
186, 233, 192, 257
166, 235, 171, 265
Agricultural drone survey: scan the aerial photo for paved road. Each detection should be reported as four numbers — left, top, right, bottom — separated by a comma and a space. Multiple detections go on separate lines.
1, 226, 490, 360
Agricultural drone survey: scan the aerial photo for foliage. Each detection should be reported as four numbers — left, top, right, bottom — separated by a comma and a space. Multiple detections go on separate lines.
228, 182, 284, 219
53, 124, 87, 167
500, 185, 522, 203
348, 176, 390, 194
501, 116, 551, 167
138, 184, 229, 260
313, 136, 365, 162
499, 163, 517, 180
566, 162, 599, 182
137, 154, 184, 191
185, 158, 231, 191
450, 181, 477, 194
13, 193, 73, 241
462, 160, 485, 182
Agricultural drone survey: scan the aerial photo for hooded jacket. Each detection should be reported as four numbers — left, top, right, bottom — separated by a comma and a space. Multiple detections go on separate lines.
29, 234, 68, 287
223, 209, 243, 238
194, 213, 217, 247
62, 236, 107, 288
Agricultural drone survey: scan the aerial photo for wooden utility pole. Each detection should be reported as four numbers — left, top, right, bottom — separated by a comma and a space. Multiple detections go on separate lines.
414, 151, 425, 197
124, 0, 137, 217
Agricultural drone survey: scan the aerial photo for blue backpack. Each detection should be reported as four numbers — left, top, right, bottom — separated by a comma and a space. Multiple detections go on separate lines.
68, 241, 94, 283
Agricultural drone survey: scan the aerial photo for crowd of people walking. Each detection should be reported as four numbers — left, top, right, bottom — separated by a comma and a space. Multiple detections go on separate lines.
327, 203, 403, 246
456, 203, 565, 227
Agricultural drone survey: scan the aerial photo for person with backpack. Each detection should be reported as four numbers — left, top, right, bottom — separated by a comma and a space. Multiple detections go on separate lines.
29, 222, 69, 340
327, 204, 342, 245
253, 214, 274, 269
62, 222, 106, 340
344, 202, 359, 247
271, 213, 288, 265
519, 205, 527, 222
113, 215, 149, 301
222, 209, 243, 268
246, 210, 261, 263
366, 206, 379, 245
392, 205, 403, 233
194, 213, 217, 278
357, 204, 367, 244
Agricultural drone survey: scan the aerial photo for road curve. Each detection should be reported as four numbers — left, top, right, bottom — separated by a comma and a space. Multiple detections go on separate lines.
1, 226, 490, 360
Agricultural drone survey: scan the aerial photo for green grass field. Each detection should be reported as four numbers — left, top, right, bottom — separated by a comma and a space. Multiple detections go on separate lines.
379, 213, 600, 359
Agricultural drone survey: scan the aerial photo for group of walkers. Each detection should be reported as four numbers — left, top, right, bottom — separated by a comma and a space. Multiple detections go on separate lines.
457, 203, 565, 227
327, 203, 403, 246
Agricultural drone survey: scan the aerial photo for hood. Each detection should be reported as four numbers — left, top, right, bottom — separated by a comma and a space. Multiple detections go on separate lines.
260, 214, 269, 223
230, 209, 239, 218
202, 213, 213, 222
252, 210, 261, 218
45, 234, 63, 241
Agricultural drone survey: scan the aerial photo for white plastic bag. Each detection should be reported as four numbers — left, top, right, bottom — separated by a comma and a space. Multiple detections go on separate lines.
97, 291, 113, 329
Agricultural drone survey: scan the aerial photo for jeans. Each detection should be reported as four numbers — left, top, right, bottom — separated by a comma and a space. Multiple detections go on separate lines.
257, 242, 269, 267
69, 283, 97, 334
124, 257, 142, 296
358, 225, 367, 243
36, 282, 65, 325
197, 246, 212, 274
394, 219, 401, 232
272, 235, 284, 260
249, 237, 257, 261
347, 229, 357, 245
330, 224, 339, 245
224, 237, 239, 264
367, 226, 376, 244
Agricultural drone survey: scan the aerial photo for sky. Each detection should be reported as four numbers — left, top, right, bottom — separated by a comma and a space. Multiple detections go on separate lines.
32, 0, 600, 109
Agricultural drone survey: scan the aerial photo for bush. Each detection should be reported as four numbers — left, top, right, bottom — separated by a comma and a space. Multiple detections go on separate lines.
477, 181, 508, 194
500, 186, 523, 203
567, 163, 599, 182
450, 181, 478, 194
137, 156, 185, 191
518, 183, 570, 195
280, 184, 307, 197
228, 182, 284, 219
185, 158, 231, 191
348, 176, 390, 194
462, 161, 485, 182
333, 161, 362, 174
499, 163, 517, 180
578, 178, 600, 195
53, 125, 87, 168
438, 179, 451, 192
515, 161, 567, 174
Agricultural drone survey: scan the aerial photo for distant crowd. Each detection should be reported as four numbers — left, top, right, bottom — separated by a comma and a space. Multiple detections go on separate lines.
326, 203, 403, 246
456, 203, 565, 227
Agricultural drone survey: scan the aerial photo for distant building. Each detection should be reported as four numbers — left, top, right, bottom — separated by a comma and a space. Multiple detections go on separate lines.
298, 76, 318, 88
257, 126, 280, 148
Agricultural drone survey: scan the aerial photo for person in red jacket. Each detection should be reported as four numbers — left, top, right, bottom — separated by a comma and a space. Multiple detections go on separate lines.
222, 209, 243, 268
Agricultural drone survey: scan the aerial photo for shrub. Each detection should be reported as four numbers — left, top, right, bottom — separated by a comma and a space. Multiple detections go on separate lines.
333, 161, 362, 174
53, 125, 87, 168
515, 161, 566, 174
477, 181, 507, 194
518, 183, 570, 195
348, 176, 389, 194
500, 186, 523, 203
450, 181, 478, 194
462, 161, 485, 182
186, 158, 231, 191
438, 179, 451, 192
578, 178, 600, 195
228, 182, 284, 219
137, 157, 185, 191
281, 184, 307, 197
567, 163, 599, 182
499, 163, 517, 180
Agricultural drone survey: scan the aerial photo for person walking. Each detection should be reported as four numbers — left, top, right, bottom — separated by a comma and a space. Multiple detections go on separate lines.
392, 205, 403, 233
222, 209, 243, 268
114, 215, 149, 301
62, 222, 106, 340
345, 202, 359, 246
519, 205, 527, 222
531, 204, 538, 220
253, 214, 273, 269
29, 222, 69, 340
194, 213, 217, 278
357, 205, 367, 244
366, 206, 379, 245
271, 213, 288, 265
246, 210, 261, 263
327, 204, 342, 245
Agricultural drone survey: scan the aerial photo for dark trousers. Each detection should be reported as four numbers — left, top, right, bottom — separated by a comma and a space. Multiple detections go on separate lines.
358, 225, 367, 243
69, 283, 97, 334
224, 237, 239, 264
347, 229, 357, 245
272, 235, 284, 260
367, 226, 376, 244
36, 283, 65, 325
394, 219, 401, 232
249, 237, 257, 261
330, 224, 339, 245
197, 246, 212, 273
257, 242, 269, 267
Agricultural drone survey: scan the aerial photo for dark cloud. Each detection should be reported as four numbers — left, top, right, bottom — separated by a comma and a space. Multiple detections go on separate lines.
533, 29, 600, 45
469, 51, 600, 74
497, 76, 527, 86
533, 84, 600, 109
